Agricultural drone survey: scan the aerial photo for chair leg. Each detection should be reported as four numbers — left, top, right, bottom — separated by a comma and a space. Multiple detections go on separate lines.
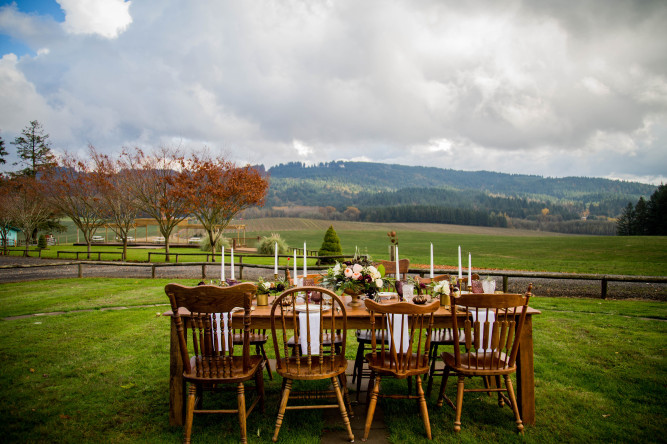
436, 367, 452, 408
339, 373, 354, 418
332, 377, 355, 442
363, 375, 382, 441
454, 375, 465, 433
496, 375, 504, 407
184, 384, 196, 444
260, 344, 273, 381
416, 375, 432, 440
273, 379, 292, 442
426, 344, 438, 397
255, 366, 266, 413
504, 375, 524, 433
366, 371, 376, 413
354, 342, 365, 401
237, 383, 247, 444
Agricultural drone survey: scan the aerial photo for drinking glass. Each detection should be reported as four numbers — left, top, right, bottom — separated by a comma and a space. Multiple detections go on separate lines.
403, 283, 414, 302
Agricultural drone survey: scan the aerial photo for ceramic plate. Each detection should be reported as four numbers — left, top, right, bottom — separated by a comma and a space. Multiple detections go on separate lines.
294, 304, 331, 313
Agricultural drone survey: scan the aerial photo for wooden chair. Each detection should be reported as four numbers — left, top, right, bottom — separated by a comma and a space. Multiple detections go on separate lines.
270, 286, 354, 442
352, 259, 411, 400
362, 298, 440, 441
436, 285, 533, 433
165, 283, 265, 444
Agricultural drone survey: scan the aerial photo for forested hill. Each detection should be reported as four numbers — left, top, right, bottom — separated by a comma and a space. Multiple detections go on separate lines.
268, 161, 653, 199
258, 161, 658, 234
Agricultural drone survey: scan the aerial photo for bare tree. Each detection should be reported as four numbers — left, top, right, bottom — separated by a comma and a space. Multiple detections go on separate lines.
43, 152, 106, 258
121, 147, 188, 261
174, 152, 269, 256
89, 146, 139, 260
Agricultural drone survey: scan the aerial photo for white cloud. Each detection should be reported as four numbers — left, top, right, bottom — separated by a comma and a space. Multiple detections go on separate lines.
58, 0, 132, 38
0, 0, 666, 184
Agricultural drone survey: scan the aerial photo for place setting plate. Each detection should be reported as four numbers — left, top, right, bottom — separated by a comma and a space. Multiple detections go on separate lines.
294, 304, 332, 312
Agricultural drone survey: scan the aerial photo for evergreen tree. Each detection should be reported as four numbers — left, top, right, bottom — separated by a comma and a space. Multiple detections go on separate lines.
633, 197, 649, 235
12, 120, 57, 177
0, 135, 7, 164
617, 203, 635, 235
318, 225, 342, 264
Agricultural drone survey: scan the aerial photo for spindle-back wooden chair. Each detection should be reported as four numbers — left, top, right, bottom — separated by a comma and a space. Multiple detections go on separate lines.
436, 285, 532, 433
165, 283, 265, 444
270, 286, 354, 442
362, 299, 440, 441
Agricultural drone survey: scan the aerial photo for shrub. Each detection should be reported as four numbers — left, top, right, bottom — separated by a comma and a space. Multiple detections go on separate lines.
37, 234, 47, 250
318, 225, 342, 264
257, 233, 289, 254
199, 235, 230, 252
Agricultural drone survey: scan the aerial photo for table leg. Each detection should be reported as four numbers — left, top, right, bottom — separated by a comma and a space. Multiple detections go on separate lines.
516, 315, 535, 425
169, 317, 185, 426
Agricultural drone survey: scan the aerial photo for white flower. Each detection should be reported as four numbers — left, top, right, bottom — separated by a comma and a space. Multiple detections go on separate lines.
352, 272, 362, 280
434, 281, 450, 295
375, 278, 383, 288
352, 263, 363, 273
344, 267, 353, 278
333, 263, 341, 274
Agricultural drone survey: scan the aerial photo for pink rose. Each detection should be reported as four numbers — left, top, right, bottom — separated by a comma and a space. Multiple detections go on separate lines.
344, 267, 353, 278
352, 272, 362, 280
352, 264, 363, 273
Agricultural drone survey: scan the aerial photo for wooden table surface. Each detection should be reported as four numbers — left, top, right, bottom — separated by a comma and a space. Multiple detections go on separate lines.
165, 294, 540, 427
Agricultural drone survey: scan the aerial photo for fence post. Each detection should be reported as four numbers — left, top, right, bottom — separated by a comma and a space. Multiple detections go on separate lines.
202, 264, 206, 279
503, 275, 508, 292
151, 264, 156, 279
78, 263, 83, 278
601, 278, 608, 299
239, 256, 243, 280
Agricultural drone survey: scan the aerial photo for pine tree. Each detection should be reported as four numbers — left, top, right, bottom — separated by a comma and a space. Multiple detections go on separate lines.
0, 135, 7, 164
616, 203, 635, 235
12, 120, 57, 177
318, 225, 342, 264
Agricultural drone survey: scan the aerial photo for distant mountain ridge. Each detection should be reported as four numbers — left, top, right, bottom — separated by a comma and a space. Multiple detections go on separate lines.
267, 161, 654, 199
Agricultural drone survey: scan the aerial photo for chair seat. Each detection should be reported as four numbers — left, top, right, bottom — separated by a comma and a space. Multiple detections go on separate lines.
184, 355, 264, 383
276, 355, 348, 380
287, 332, 343, 347
365, 352, 430, 377
355, 329, 389, 343
232, 332, 268, 344
430, 329, 466, 345
441, 351, 516, 375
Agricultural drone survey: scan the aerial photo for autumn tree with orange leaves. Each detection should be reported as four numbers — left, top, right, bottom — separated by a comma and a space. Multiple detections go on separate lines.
43, 153, 107, 258
89, 146, 140, 260
120, 147, 189, 261
174, 153, 269, 256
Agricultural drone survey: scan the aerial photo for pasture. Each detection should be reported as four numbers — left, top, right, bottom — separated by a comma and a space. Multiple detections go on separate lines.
0, 278, 665, 443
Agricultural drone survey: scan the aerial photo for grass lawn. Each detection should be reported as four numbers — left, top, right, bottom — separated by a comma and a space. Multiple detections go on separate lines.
1, 278, 666, 442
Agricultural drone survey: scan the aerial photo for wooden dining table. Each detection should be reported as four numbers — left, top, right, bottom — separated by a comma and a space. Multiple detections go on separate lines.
164, 295, 541, 427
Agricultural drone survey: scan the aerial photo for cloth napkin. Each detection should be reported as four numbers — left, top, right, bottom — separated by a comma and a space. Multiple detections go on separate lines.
470, 309, 495, 352
387, 314, 410, 354
299, 310, 320, 355
211, 312, 229, 352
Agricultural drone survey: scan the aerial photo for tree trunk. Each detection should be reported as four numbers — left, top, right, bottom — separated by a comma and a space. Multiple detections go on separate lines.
122, 239, 128, 261
86, 238, 92, 259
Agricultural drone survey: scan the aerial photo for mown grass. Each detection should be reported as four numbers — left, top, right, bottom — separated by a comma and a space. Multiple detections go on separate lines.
1, 278, 666, 443
9, 227, 667, 276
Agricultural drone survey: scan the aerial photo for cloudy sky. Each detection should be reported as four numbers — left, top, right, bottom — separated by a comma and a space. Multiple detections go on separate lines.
1, 0, 666, 184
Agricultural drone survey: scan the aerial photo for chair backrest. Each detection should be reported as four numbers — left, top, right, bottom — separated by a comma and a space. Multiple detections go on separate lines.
450, 284, 532, 371
379, 259, 410, 280
365, 299, 440, 376
270, 286, 347, 374
165, 283, 257, 378
289, 273, 323, 286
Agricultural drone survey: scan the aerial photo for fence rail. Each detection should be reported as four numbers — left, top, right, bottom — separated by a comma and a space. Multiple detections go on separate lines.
1, 259, 665, 299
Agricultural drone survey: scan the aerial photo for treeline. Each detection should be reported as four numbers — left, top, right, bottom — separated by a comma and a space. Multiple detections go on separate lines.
617, 185, 667, 235
360, 205, 509, 227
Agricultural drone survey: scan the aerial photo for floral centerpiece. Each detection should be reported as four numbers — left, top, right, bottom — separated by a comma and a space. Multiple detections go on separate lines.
323, 256, 384, 299
256, 276, 289, 294
431, 280, 451, 306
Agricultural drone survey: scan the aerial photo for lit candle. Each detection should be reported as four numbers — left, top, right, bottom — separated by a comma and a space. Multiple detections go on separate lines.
220, 246, 225, 282
395, 246, 399, 280
230, 247, 235, 280
458, 246, 462, 280
274, 242, 278, 275
293, 249, 297, 285
303, 242, 307, 277
468, 252, 472, 287
430, 243, 434, 278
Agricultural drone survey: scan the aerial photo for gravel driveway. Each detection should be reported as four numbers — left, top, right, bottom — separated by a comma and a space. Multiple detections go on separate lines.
1, 255, 665, 301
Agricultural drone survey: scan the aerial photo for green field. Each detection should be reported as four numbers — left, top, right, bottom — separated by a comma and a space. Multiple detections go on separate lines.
8, 218, 667, 276
1, 278, 665, 443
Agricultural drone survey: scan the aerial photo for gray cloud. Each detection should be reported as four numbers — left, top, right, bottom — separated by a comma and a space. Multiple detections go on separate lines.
0, 0, 665, 183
